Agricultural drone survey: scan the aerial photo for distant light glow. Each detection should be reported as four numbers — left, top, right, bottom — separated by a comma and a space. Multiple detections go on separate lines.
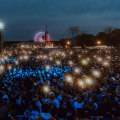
103, 61, 110, 67
97, 57, 102, 62
15, 61, 19, 65
43, 86, 50, 93
78, 80, 84, 87
34, 31, 50, 43
65, 75, 73, 83
106, 56, 111, 60
81, 59, 89, 66
85, 77, 93, 85
55, 60, 61, 66
0, 21, 4, 30
97, 40, 101, 45
92, 69, 101, 78
8, 65, 12, 70
24, 55, 29, 60
45, 65, 51, 70
74, 67, 81, 74
68, 60, 73, 66
0, 65, 4, 73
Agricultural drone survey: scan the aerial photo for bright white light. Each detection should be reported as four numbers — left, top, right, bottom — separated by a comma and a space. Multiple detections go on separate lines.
43, 86, 50, 93
106, 56, 111, 60
92, 70, 101, 78
78, 80, 84, 86
43, 55, 47, 59
74, 68, 81, 74
45, 65, 51, 70
15, 61, 19, 65
86, 57, 90, 61
78, 55, 82, 58
94, 55, 97, 58
85, 77, 93, 85
55, 60, 61, 66
65, 75, 73, 83
36, 56, 40, 59
49, 57, 53, 61
70, 51, 73, 55
9, 53, 12, 56
97, 41, 101, 45
0, 21, 4, 30
21, 45, 24, 48
68, 61, 73, 66
0, 65, 5, 73
1, 58, 4, 62
97, 57, 102, 62
98, 41, 101, 44
8, 65, 12, 70
103, 61, 110, 67
67, 41, 70, 45
24, 55, 29, 60
4, 56, 8, 60
81, 59, 89, 66
19, 56, 23, 60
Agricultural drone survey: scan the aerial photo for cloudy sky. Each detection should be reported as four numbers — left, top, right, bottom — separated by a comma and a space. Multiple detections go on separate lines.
0, 0, 120, 41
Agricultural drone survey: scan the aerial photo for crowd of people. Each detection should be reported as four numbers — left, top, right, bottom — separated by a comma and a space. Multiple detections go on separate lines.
0, 45, 120, 120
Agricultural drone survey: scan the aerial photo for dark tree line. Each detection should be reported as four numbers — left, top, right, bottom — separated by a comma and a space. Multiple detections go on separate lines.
58, 26, 120, 47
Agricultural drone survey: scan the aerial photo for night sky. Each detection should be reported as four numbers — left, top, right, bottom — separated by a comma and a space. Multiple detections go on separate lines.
0, 0, 120, 41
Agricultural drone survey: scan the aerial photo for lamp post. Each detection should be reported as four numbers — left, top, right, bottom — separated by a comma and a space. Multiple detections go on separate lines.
0, 21, 5, 52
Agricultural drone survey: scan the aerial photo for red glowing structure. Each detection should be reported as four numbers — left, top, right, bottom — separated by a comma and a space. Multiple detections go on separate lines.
34, 25, 51, 47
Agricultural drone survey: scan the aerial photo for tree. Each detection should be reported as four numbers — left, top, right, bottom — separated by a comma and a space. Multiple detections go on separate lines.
96, 27, 120, 46
76, 33, 94, 46
68, 26, 80, 46
58, 38, 72, 48
95, 32, 108, 45
104, 27, 113, 34
110, 28, 120, 46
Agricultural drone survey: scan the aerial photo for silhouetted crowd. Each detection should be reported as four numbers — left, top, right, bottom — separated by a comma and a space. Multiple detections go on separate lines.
0, 47, 120, 120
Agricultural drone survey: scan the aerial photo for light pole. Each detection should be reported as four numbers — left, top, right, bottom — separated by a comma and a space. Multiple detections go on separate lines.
0, 21, 5, 53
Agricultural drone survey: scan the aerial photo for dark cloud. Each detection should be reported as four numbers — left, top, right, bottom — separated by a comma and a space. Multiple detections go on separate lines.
0, 0, 120, 41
